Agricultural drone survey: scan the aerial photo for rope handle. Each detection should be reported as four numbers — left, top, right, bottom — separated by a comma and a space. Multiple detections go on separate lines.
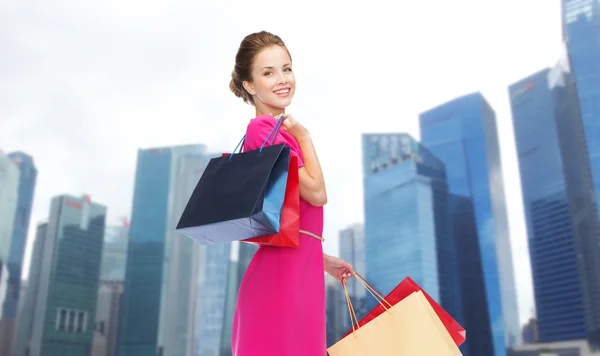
228, 115, 285, 160
342, 273, 394, 338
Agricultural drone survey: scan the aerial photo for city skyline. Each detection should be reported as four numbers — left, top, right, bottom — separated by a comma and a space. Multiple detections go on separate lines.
0, 0, 572, 333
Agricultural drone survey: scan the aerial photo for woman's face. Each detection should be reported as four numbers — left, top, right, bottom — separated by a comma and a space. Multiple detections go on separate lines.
243, 45, 295, 115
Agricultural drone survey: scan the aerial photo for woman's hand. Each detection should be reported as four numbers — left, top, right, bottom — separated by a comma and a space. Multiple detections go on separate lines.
274, 113, 310, 141
324, 253, 354, 283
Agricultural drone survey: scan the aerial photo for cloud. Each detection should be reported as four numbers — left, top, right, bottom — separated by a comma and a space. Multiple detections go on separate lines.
1, 0, 563, 327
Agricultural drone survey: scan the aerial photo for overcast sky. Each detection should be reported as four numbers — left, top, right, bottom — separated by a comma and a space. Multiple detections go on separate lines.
1, 0, 564, 325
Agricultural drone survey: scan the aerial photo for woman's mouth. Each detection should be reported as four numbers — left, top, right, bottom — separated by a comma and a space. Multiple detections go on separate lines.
274, 88, 291, 97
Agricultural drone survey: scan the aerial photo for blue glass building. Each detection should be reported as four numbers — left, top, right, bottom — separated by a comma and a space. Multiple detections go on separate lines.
511, 61, 600, 347
118, 144, 206, 356
510, 67, 586, 343
3, 152, 37, 321
28, 194, 106, 356
12, 222, 47, 356
562, 0, 600, 216
0, 152, 36, 354
420, 93, 521, 355
362, 133, 463, 330
338, 224, 367, 334
562, 0, 600, 347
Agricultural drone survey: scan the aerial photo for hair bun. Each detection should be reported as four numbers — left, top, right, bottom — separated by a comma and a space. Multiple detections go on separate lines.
229, 70, 243, 98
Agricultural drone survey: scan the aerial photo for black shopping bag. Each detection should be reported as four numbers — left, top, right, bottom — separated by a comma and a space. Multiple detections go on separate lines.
176, 143, 291, 245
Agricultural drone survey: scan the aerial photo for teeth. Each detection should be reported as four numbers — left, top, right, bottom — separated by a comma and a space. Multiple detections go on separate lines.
275, 89, 289, 94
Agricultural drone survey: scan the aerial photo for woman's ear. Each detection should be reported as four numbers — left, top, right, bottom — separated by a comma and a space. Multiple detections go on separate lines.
242, 81, 256, 96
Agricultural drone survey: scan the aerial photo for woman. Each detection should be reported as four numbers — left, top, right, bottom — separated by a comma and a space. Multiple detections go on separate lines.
229, 31, 355, 355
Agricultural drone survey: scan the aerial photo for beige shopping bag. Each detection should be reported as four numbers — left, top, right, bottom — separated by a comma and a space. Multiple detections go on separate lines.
327, 275, 463, 356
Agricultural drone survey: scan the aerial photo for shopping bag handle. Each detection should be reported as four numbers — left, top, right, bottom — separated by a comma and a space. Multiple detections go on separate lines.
343, 279, 360, 338
228, 115, 285, 160
354, 273, 393, 310
342, 273, 394, 339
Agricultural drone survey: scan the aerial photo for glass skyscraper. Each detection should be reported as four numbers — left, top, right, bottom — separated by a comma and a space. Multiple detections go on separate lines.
13, 222, 48, 356
26, 194, 106, 356
0, 151, 27, 355
338, 223, 366, 334
362, 133, 462, 325
420, 93, 521, 355
510, 60, 600, 347
92, 222, 129, 356
562, 0, 600, 217
562, 0, 600, 348
0, 151, 19, 268
118, 144, 208, 356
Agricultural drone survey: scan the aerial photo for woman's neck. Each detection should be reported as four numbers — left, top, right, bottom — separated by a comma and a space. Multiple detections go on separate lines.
255, 106, 284, 118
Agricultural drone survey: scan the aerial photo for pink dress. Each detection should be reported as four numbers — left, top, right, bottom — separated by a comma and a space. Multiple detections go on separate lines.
231, 115, 326, 356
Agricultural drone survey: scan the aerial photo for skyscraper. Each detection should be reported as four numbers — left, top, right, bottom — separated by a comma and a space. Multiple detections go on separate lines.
419, 93, 521, 355
562, 0, 600, 348
13, 222, 47, 356
27, 194, 106, 356
562, 0, 600, 217
362, 133, 462, 325
0, 151, 21, 354
338, 224, 367, 334
510, 60, 600, 347
0, 151, 19, 268
118, 144, 222, 356
0, 152, 37, 355
92, 221, 129, 356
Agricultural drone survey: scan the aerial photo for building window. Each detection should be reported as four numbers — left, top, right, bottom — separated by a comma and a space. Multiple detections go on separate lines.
68, 310, 76, 332
56, 308, 67, 331
77, 311, 85, 333
56, 308, 88, 333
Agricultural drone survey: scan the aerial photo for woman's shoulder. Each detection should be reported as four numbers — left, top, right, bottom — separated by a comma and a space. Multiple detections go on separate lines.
247, 114, 277, 132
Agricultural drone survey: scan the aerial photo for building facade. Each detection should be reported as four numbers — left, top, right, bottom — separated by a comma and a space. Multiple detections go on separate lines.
510, 60, 600, 347
1, 152, 37, 355
118, 144, 207, 356
362, 133, 463, 331
420, 93, 521, 355
0, 151, 20, 354
338, 223, 366, 335
12, 223, 47, 356
92, 222, 129, 356
27, 195, 106, 356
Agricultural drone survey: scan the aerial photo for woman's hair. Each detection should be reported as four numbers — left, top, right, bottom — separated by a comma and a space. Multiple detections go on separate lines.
229, 31, 292, 105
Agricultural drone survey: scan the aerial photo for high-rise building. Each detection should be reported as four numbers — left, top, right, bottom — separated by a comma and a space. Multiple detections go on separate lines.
92, 221, 129, 356
562, 0, 600, 218
562, 0, 600, 348
0, 151, 21, 354
362, 133, 462, 330
338, 224, 367, 335
419, 92, 521, 355
509, 60, 600, 347
25, 194, 106, 356
118, 144, 230, 356
0, 151, 19, 268
192, 243, 231, 356
12, 222, 47, 356
521, 318, 539, 345
1, 152, 37, 352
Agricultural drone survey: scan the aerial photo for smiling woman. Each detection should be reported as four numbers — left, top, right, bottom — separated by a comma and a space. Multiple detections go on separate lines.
227, 31, 354, 356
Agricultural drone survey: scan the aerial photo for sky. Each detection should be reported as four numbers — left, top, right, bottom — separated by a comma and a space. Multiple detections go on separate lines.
1, 0, 565, 326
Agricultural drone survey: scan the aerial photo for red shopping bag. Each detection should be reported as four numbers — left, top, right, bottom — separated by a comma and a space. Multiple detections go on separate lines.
220, 153, 300, 248
343, 273, 466, 346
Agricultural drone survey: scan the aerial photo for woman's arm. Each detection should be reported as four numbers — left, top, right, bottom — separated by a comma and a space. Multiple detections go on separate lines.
281, 115, 327, 206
